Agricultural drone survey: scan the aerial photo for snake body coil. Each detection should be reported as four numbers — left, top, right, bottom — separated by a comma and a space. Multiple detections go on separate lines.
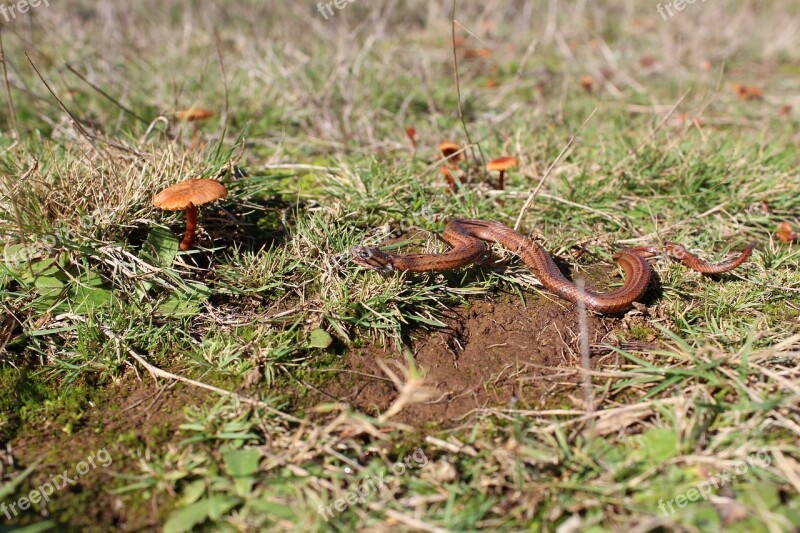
352, 218, 755, 313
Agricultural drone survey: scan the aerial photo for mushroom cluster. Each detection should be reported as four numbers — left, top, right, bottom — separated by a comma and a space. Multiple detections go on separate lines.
400, 130, 522, 193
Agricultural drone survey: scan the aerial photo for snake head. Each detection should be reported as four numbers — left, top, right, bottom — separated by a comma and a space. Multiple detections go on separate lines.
351, 246, 394, 272
664, 242, 689, 260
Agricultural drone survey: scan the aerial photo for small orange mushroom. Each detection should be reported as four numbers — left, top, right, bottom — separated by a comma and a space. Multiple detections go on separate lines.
486, 156, 519, 190
777, 221, 797, 243
438, 141, 464, 167
733, 83, 763, 101
175, 108, 214, 121
579, 75, 595, 93
63, 87, 82, 100
176, 109, 215, 148
153, 178, 228, 251
639, 55, 657, 69
439, 165, 457, 192
463, 47, 492, 59
748, 87, 764, 100
406, 127, 417, 151
437, 141, 466, 192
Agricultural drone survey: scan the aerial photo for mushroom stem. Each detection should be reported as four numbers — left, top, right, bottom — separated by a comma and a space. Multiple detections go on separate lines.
497, 170, 505, 190
180, 202, 198, 251
190, 124, 203, 150
441, 165, 460, 193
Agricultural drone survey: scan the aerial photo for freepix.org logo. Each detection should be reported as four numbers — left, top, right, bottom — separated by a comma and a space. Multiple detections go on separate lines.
656, 0, 707, 21
1, 448, 113, 521
317, 0, 357, 20
0, 0, 49, 23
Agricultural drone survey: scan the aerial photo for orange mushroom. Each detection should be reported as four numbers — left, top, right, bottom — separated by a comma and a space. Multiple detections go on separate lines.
733, 83, 763, 101
437, 141, 466, 192
153, 178, 228, 251
579, 75, 594, 93
176, 109, 214, 148
639, 55, 656, 69
439, 165, 458, 192
486, 156, 519, 190
175, 108, 214, 121
463, 47, 492, 59
777, 221, 797, 243
406, 127, 417, 151
438, 141, 464, 167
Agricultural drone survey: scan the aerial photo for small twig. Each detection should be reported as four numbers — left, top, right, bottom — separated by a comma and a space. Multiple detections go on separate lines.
121, 340, 297, 422
25, 52, 105, 157
264, 163, 337, 172
514, 109, 596, 230
487, 189, 626, 227
452, 20, 486, 44
514, 38, 538, 81
376, 359, 433, 423
450, 0, 484, 169
25, 52, 141, 157
380, 509, 450, 533
67, 315, 302, 423
424, 435, 478, 456
576, 278, 595, 419
65, 64, 149, 125
0, 27, 19, 139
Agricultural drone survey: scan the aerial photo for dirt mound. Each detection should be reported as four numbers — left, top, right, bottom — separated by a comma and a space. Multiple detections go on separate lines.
321, 298, 620, 428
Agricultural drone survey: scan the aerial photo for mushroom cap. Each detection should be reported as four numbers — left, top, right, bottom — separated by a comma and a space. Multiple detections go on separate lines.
487, 156, 519, 171
438, 141, 464, 161
153, 178, 228, 211
175, 108, 214, 121
463, 47, 493, 59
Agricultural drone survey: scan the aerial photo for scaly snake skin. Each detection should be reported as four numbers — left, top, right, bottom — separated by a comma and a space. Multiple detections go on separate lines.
352, 218, 755, 313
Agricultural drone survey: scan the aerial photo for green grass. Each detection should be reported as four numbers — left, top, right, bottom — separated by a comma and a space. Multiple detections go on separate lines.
1, 0, 800, 531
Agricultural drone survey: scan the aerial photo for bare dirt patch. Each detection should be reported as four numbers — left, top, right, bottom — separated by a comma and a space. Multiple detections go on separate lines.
6, 376, 211, 530
318, 296, 624, 429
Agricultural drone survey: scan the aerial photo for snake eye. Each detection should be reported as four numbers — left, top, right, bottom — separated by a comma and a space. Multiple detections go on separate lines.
351, 246, 371, 264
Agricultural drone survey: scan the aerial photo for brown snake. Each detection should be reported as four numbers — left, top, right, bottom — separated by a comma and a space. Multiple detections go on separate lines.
352, 218, 756, 313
